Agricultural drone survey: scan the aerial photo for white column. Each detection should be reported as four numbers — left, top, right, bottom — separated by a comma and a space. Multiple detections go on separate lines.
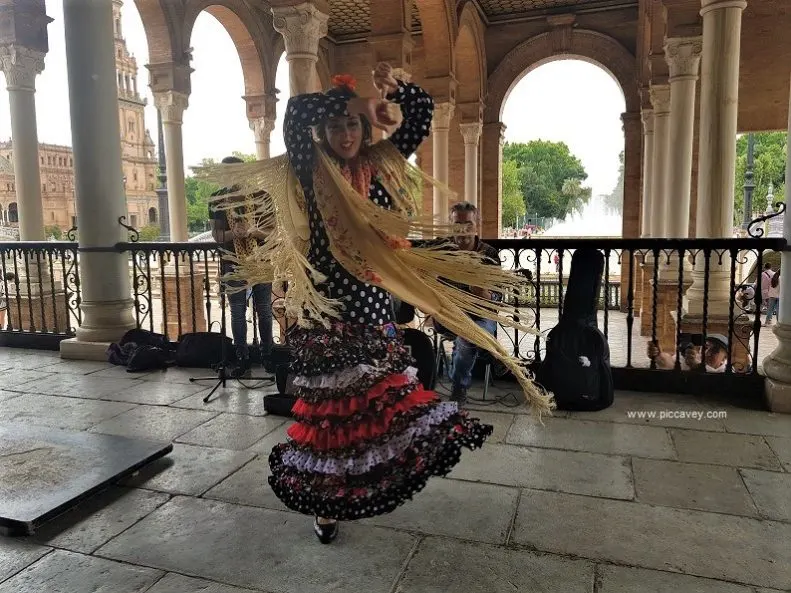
459, 122, 482, 207
271, 2, 328, 95
0, 46, 46, 241
762, 73, 791, 413
649, 84, 671, 239
61, 0, 135, 348
432, 102, 454, 221
665, 37, 703, 238
250, 116, 276, 160
155, 91, 189, 243
685, 0, 747, 316
640, 109, 654, 237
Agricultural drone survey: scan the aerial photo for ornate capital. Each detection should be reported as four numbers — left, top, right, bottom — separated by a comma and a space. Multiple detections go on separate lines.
459, 122, 482, 146
0, 45, 45, 91
250, 116, 277, 140
665, 37, 703, 82
271, 3, 329, 62
649, 84, 671, 115
431, 102, 455, 132
154, 91, 189, 125
641, 109, 655, 135
700, 0, 747, 17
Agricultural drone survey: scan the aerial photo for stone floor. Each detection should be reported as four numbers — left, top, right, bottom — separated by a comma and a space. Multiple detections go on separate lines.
0, 347, 790, 592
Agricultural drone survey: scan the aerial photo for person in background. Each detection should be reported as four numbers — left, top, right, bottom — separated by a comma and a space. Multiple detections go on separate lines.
647, 334, 728, 373
210, 156, 273, 377
760, 263, 775, 312
446, 201, 500, 405
765, 269, 781, 326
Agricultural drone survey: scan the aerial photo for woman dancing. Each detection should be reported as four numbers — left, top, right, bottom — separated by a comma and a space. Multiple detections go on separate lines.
203, 63, 552, 544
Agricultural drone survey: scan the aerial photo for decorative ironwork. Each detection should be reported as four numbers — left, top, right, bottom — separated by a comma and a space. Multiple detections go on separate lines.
66, 226, 77, 241
747, 202, 786, 238
118, 216, 140, 242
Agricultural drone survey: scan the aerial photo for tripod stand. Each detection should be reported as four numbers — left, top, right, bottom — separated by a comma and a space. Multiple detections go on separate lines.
190, 287, 274, 403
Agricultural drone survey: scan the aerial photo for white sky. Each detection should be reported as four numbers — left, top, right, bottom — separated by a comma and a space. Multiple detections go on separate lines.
0, 1, 624, 197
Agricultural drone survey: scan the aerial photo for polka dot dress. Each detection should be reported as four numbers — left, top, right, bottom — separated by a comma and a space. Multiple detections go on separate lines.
269, 80, 493, 521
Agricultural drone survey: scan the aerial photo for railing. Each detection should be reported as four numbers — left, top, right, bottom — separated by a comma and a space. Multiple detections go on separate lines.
0, 236, 785, 398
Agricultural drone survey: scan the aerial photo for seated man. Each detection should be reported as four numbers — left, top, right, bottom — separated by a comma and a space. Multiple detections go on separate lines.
210, 156, 273, 378
445, 201, 500, 404
647, 334, 728, 373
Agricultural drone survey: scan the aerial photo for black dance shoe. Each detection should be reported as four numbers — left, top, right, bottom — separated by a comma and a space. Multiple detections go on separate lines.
313, 517, 339, 544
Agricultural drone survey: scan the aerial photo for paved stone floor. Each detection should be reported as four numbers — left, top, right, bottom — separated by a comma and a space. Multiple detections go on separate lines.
1, 347, 790, 592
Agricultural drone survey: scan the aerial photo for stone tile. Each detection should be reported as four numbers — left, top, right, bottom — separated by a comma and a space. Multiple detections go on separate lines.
171, 385, 276, 417
96, 496, 418, 593
723, 408, 791, 438
0, 394, 134, 431
204, 456, 286, 511
568, 391, 728, 431
598, 565, 756, 593
0, 539, 50, 583
633, 458, 758, 516
37, 360, 113, 375
146, 573, 263, 593
177, 413, 285, 450
513, 489, 791, 590
366, 479, 518, 544
0, 389, 22, 402
89, 405, 218, 442
30, 486, 170, 554
0, 549, 162, 593
395, 536, 593, 593
507, 415, 675, 459
0, 370, 55, 391
740, 469, 791, 522
105, 382, 207, 406
765, 436, 791, 471
18, 373, 139, 400
86, 366, 151, 380
123, 443, 255, 496
466, 411, 514, 443
671, 429, 783, 470
141, 367, 219, 385
449, 443, 634, 500
245, 422, 292, 454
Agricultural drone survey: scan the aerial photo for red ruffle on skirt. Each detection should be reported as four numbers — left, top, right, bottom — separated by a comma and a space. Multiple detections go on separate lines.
291, 372, 416, 419
287, 387, 437, 451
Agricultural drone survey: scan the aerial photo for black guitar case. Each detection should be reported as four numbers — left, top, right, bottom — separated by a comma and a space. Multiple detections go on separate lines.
537, 249, 614, 411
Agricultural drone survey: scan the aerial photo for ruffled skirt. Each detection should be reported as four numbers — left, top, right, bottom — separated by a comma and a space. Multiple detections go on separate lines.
268, 321, 493, 520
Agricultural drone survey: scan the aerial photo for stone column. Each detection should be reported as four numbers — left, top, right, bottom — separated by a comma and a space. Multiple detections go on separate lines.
431, 102, 454, 222
154, 91, 189, 243
0, 46, 46, 241
60, 0, 135, 357
640, 109, 655, 238
250, 116, 276, 160
649, 84, 671, 239
664, 37, 702, 239
763, 75, 791, 412
272, 2, 328, 96
481, 122, 505, 239
459, 122, 482, 207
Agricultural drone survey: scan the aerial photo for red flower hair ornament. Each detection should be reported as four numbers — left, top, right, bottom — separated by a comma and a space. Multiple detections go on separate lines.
331, 74, 357, 92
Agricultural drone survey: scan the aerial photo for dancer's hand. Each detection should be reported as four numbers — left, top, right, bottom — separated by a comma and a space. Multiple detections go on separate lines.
373, 62, 398, 96
347, 97, 402, 131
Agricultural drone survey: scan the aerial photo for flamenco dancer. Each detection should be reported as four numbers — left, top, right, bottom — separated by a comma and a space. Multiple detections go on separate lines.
201, 63, 553, 544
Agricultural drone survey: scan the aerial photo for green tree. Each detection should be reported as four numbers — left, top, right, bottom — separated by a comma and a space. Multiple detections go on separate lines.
501, 159, 526, 229
44, 225, 62, 240
734, 132, 787, 224
603, 151, 624, 214
503, 140, 591, 220
138, 225, 160, 241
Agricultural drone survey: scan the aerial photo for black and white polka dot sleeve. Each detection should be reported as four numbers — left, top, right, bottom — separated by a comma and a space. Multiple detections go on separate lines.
283, 93, 351, 181
386, 81, 435, 158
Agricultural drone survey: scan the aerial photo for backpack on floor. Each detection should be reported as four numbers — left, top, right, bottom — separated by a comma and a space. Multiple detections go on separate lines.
175, 332, 235, 368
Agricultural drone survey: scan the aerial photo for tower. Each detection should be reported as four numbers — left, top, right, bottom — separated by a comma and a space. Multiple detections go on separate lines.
113, 0, 158, 230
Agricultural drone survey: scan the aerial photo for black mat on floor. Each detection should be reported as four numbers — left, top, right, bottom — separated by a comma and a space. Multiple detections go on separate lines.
0, 424, 172, 536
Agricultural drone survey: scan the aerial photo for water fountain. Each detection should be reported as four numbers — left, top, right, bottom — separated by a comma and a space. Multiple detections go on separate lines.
541, 193, 622, 237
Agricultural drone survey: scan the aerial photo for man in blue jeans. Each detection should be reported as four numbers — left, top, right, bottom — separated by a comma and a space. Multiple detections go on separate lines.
210, 156, 273, 378
447, 202, 500, 405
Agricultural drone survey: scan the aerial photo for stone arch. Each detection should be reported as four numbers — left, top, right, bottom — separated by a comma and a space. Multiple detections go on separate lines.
414, 0, 456, 77
182, 0, 274, 97
133, 0, 177, 63
485, 29, 638, 123
454, 3, 485, 105
8, 202, 18, 224
148, 207, 157, 225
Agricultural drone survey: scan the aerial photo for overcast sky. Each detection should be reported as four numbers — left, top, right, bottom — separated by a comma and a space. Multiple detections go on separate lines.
0, 1, 625, 198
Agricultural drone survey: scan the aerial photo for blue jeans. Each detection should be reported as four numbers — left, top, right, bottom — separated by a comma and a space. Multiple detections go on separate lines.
450, 318, 497, 389
227, 280, 273, 357
766, 297, 779, 324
